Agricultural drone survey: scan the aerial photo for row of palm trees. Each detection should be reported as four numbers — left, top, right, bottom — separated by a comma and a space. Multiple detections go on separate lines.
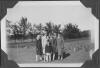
6, 16, 89, 42
6, 17, 62, 42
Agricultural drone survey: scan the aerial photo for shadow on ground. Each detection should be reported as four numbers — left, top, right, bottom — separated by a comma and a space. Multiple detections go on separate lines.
63, 52, 70, 59
51, 52, 70, 61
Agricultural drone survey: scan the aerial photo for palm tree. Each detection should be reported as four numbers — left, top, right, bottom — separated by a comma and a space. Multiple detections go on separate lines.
28, 24, 37, 41
10, 23, 20, 43
18, 17, 31, 42
44, 22, 53, 36
35, 23, 43, 34
6, 19, 19, 42
6, 19, 12, 40
53, 24, 61, 37
6, 19, 12, 35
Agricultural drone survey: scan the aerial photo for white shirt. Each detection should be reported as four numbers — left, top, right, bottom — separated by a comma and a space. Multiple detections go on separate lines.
41, 35, 48, 49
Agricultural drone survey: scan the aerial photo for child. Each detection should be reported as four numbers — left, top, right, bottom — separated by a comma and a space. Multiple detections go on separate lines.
45, 39, 53, 62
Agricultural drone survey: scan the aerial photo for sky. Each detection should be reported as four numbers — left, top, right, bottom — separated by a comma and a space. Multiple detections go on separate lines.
6, 1, 98, 31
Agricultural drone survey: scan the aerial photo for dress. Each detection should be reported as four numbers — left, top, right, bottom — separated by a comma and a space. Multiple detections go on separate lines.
52, 38, 57, 53
41, 36, 48, 49
57, 38, 64, 56
36, 38, 42, 55
41, 35, 48, 54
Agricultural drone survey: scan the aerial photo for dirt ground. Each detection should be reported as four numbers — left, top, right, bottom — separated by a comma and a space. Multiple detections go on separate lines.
7, 38, 94, 64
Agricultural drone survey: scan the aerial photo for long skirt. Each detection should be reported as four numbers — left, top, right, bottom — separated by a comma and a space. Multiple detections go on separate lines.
57, 48, 63, 56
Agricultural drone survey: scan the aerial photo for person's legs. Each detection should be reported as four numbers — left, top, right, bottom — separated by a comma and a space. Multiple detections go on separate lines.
46, 53, 52, 62
43, 49, 45, 54
61, 55, 63, 60
45, 54, 47, 62
39, 55, 42, 60
43, 54, 46, 62
53, 53, 55, 60
60, 51, 63, 60
43, 49, 46, 62
45, 53, 49, 62
58, 55, 60, 60
36, 55, 39, 61
48, 53, 51, 62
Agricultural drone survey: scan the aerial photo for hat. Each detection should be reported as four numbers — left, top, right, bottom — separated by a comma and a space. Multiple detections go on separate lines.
36, 35, 40, 40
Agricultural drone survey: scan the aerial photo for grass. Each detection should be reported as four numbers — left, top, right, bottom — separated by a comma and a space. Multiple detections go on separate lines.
7, 38, 94, 64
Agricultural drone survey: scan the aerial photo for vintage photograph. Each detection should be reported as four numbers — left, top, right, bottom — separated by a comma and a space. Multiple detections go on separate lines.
1, 1, 99, 67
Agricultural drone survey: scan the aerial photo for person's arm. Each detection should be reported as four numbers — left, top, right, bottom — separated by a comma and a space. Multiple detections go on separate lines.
36, 40, 38, 50
62, 38, 64, 49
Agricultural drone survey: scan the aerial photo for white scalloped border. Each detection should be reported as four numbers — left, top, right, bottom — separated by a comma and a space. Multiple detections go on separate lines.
1, 1, 99, 67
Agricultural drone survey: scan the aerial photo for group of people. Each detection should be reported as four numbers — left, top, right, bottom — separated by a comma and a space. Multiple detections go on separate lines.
35, 32, 64, 62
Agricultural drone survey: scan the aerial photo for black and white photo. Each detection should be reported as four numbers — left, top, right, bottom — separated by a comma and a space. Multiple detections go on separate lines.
1, 1, 99, 67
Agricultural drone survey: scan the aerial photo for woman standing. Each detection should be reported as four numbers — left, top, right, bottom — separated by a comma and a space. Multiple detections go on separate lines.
57, 34, 64, 60
36, 35, 43, 62
41, 33, 48, 62
52, 34, 57, 60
